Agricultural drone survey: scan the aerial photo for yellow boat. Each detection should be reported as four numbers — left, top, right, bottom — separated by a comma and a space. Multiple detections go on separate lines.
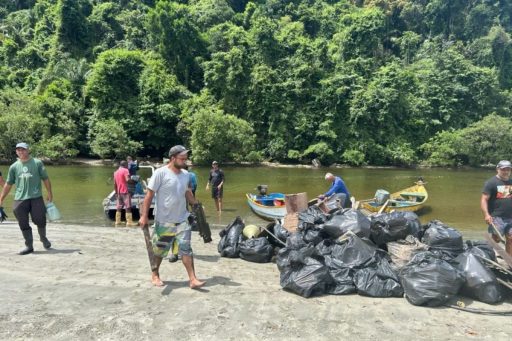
359, 179, 428, 214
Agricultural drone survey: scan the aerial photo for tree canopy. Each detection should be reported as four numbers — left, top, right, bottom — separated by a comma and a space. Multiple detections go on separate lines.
1, 0, 512, 166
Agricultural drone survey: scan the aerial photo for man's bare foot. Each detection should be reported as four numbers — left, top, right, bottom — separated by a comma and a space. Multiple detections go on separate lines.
151, 273, 164, 287
190, 279, 205, 289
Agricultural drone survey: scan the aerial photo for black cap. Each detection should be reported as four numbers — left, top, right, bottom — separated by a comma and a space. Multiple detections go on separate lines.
168, 145, 189, 157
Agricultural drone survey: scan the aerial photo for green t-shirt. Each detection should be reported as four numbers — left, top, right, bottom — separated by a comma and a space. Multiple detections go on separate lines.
6, 158, 49, 200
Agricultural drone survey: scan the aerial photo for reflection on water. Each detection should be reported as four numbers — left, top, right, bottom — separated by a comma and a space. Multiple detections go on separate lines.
0, 164, 494, 235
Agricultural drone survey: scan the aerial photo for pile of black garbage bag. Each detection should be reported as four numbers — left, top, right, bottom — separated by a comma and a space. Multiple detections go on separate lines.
218, 208, 505, 306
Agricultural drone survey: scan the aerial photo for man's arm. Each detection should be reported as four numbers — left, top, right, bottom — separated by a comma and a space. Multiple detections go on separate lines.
217, 171, 224, 189
43, 178, 53, 202
0, 175, 5, 187
0, 183, 13, 207
139, 189, 155, 227
480, 193, 492, 224
185, 189, 198, 206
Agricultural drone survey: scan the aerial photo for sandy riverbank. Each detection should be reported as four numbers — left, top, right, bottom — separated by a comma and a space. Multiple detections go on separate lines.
0, 222, 511, 340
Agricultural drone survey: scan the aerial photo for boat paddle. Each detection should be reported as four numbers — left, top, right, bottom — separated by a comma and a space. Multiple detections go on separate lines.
377, 199, 390, 214
141, 223, 158, 272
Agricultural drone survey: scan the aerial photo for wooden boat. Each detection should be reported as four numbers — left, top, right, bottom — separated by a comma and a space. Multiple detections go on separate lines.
246, 192, 287, 220
103, 165, 155, 221
358, 179, 428, 214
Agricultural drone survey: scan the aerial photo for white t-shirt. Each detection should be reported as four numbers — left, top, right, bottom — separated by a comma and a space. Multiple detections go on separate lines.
148, 166, 190, 224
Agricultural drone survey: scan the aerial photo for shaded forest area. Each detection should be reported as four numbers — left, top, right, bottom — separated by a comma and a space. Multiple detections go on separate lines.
1, 0, 512, 166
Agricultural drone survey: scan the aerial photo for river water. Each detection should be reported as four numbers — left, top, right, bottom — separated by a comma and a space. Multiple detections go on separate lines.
0, 165, 495, 235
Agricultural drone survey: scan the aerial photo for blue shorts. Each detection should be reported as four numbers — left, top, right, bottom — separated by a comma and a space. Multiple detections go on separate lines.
152, 221, 193, 258
488, 216, 512, 237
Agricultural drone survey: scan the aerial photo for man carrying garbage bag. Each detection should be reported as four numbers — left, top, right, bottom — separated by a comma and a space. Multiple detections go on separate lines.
481, 160, 512, 255
0, 142, 53, 255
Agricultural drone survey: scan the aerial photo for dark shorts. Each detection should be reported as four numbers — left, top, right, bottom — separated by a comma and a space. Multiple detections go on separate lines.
488, 216, 512, 237
211, 187, 223, 199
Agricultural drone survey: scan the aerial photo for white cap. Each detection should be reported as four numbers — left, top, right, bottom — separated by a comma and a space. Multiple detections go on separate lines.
325, 172, 333, 180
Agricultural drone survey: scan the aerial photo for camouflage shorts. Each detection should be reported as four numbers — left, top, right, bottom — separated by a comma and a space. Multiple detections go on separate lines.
151, 221, 192, 258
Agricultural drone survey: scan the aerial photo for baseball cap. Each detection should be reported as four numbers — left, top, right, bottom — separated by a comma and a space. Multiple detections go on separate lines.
496, 160, 512, 169
212, 161, 218, 165
16, 142, 29, 149
168, 145, 188, 157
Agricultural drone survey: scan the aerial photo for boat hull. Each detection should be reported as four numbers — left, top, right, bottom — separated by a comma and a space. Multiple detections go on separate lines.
359, 182, 428, 214
246, 193, 287, 220
103, 191, 154, 221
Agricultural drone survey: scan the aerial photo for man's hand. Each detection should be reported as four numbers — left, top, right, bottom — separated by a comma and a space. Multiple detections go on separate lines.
217, 185, 222, 190
139, 216, 148, 228
192, 202, 202, 210
318, 194, 325, 200
484, 214, 493, 225
47, 193, 53, 203
206, 184, 209, 190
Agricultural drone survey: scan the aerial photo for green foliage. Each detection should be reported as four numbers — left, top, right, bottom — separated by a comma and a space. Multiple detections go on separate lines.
88, 118, 143, 159
342, 149, 366, 166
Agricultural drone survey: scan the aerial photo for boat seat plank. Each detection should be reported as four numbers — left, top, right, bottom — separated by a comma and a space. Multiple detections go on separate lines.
400, 192, 426, 198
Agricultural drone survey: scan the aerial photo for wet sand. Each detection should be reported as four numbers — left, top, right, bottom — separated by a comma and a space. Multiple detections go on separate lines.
0, 222, 511, 340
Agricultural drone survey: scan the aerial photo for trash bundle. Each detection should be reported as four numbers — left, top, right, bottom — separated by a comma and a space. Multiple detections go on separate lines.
370, 211, 413, 245
297, 205, 328, 230
320, 209, 371, 239
239, 237, 274, 263
277, 245, 332, 298
453, 252, 503, 304
218, 216, 244, 258
464, 240, 496, 262
399, 251, 465, 306
421, 220, 464, 259
353, 258, 404, 297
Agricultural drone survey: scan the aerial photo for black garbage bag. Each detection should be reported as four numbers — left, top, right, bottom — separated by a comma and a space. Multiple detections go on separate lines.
453, 252, 503, 304
276, 244, 319, 271
218, 216, 244, 258
303, 227, 324, 245
269, 222, 290, 246
298, 206, 328, 230
316, 239, 335, 256
239, 237, 274, 263
330, 235, 382, 269
286, 232, 308, 250
421, 220, 464, 256
465, 240, 496, 262
323, 193, 346, 213
370, 212, 411, 245
402, 212, 422, 238
321, 209, 371, 239
353, 258, 403, 297
399, 251, 465, 306
280, 257, 333, 298
324, 256, 356, 295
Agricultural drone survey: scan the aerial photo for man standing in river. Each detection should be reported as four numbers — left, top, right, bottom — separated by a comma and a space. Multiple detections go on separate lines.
139, 145, 205, 288
206, 161, 224, 213
481, 160, 512, 255
0, 142, 53, 255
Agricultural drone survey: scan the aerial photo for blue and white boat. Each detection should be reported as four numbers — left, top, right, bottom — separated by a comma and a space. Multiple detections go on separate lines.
246, 192, 286, 220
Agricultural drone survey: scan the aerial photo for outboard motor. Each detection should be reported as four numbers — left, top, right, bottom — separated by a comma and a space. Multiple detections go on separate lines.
257, 185, 268, 196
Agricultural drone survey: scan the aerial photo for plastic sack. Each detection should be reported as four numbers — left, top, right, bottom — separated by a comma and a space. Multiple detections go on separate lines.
324, 256, 356, 295
218, 216, 244, 258
302, 227, 324, 245
268, 222, 289, 246
399, 251, 465, 306
321, 209, 371, 239
386, 236, 429, 270
370, 212, 411, 245
239, 237, 274, 263
330, 234, 382, 269
46, 202, 61, 221
402, 212, 422, 238
465, 240, 496, 262
453, 252, 503, 304
421, 220, 464, 255
298, 206, 328, 230
353, 258, 403, 297
279, 257, 332, 298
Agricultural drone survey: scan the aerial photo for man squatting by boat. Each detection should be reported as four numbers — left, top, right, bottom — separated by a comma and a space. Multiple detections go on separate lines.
138, 145, 205, 288
318, 172, 352, 208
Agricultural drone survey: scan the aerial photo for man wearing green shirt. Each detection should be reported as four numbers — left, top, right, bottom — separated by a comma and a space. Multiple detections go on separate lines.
0, 142, 54, 255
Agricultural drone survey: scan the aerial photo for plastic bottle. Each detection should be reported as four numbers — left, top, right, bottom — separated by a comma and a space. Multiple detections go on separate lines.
46, 202, 62, 221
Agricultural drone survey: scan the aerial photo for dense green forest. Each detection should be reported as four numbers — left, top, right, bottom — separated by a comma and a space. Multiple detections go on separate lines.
1, 0, 512, 166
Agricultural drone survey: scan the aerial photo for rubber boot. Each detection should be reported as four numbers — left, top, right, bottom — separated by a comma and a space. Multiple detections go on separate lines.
37, 226, 51, 249
19, 229, 34, 255
125, 212, 136, 227
115, 211, 123, 227
506, 236, 512, 257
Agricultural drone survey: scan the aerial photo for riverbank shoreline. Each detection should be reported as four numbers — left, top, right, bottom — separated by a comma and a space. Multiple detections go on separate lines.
0, 222, 510, 340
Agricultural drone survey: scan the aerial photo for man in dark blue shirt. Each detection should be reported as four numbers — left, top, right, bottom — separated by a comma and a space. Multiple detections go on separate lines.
319, 172, 351, 207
